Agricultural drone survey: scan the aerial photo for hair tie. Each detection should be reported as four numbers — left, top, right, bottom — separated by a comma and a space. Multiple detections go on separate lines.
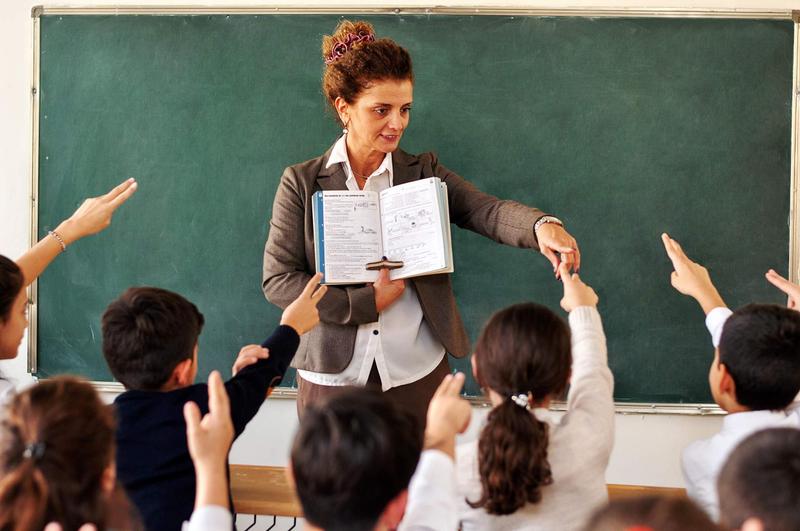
324, 31, 376, 65
22, 442, 46, 461
510, 392, 533, 410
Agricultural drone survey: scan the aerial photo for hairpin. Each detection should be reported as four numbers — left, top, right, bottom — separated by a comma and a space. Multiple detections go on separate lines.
324, 31, 376, 65
22, 442, 46, 461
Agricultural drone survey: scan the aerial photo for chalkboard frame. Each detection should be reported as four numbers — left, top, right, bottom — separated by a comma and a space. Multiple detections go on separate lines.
27, 5, 800, 415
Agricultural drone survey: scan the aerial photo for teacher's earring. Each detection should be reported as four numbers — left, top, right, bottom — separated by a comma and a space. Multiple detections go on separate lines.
342, 119, 350, 135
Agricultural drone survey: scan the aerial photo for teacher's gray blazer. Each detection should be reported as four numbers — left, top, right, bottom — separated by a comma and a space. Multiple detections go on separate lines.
262, 144, 546, 374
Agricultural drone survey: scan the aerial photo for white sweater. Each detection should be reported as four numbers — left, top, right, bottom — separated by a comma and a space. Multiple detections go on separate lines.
456, 306, 614, 531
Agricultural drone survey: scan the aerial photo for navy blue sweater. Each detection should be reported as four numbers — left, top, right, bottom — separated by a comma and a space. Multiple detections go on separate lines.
114, 325, 299, 531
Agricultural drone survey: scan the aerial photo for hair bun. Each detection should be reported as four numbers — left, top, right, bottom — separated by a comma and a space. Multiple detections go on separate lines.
322, 20, 376, 65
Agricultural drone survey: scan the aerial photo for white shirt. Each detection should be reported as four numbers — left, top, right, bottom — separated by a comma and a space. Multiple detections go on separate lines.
682, 306, 800, 520
401, 450, 459, 531
298, 135, 446, 390
456, 307, 614, 531
182, 505, 232, 531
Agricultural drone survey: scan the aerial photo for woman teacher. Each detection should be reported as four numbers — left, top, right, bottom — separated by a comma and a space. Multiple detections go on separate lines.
262, 20, 580, 425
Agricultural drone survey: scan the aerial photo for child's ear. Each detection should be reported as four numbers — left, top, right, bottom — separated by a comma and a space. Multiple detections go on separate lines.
740, 517, 765, 531
101, 462, 116, 495
173, 357, 195, 387
718, 363, 738, 400
378, 489, 408, 530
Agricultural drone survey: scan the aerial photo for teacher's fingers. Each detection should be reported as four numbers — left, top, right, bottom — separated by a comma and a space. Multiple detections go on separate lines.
541, 246, 560, 276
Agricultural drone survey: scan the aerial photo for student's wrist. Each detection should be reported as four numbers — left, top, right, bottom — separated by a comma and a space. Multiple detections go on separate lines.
697, 289, 726, 315
54, 219, 81, 245
423, 430, 456, 460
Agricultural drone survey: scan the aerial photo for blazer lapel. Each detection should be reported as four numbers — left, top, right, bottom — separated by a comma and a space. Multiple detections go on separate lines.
392, 149, 423, 186
317, 146, 349, 191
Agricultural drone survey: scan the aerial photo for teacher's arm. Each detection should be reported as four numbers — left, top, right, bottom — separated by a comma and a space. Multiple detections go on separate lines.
262, 167, 379, 325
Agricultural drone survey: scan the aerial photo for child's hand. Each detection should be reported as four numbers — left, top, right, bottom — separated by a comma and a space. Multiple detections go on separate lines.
184, 371, 234, 473
661, 233, 726, 314
559, 262, 598, 312
766, 269, 800, 311
424, 372, 471, 459
231, 345, 269, 376
56, 178, 138, 245
280, 273, 327, 335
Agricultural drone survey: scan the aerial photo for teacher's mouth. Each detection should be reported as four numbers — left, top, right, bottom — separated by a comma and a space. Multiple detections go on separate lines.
380, 134, 401, 142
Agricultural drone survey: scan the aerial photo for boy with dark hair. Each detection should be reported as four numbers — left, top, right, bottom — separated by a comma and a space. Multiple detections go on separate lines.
662, 234, 800, 519
289, 373, 471, 531
103, 275, 326, 531
717, 427, 800, 531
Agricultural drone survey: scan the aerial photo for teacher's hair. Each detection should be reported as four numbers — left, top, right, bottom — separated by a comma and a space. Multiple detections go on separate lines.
0, 256, 24, 322
0, 377, 116, 530
321, 20, 413, 124
469, 303, 572, 515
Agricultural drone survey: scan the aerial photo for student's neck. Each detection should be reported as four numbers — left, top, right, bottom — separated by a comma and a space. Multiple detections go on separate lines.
159, 381, 186, 392
345, 137, 384, 177
718, 396, 750, 414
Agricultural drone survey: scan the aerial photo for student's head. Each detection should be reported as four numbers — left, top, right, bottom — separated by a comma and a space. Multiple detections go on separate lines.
710, 304, 800, 412
0, 377, 117, 530
322, 20, 414, 155
290, 387, 422, 531
469, 302, 572, 515
584, 495, 720, 531
0, 255, 26, 360
718, 427, 800, 531
102, 287, 204, 391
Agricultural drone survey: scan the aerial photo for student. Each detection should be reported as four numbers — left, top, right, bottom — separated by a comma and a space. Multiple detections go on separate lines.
717, 427, 800, 531
103, 275, 327, 531
289, 372, 471, 531
661, 233, 800, 519
456, 262, 613, 531
0, 376, 142, 530
583, 496, 720, 531
0, 178, 136, 400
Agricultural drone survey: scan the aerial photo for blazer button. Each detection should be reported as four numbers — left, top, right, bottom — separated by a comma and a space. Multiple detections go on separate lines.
373, 330, 379, 335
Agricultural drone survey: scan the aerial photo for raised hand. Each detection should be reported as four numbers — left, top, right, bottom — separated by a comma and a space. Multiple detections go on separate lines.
661, 233, 725, 314
280, 273, 327, 334
424, 372, 471, 459
559, 262, 598, 312
766, 269, 800, 310
231, 345, 269, 376
57, 178, 138, 245
535, 223, 580, 277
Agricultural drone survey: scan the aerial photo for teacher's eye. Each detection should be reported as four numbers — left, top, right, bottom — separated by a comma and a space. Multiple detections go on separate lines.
400, 106, 412, 115
373, 107, 388, 116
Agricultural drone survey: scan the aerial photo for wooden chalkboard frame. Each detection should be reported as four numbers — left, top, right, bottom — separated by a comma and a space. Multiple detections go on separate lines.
27, 5, 800, 415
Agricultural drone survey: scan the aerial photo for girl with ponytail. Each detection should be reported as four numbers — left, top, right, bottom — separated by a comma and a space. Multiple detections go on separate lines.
457, 262, 614, 531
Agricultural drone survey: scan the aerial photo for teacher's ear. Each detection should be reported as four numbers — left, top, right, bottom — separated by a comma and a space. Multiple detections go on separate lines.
334, 96, 350, 126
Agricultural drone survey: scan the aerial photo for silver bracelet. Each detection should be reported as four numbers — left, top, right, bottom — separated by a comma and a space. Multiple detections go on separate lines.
48, 230, 66, 252
534, 215, 564, 233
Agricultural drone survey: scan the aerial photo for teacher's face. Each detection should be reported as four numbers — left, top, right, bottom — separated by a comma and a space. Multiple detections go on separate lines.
336, 78, 413, 154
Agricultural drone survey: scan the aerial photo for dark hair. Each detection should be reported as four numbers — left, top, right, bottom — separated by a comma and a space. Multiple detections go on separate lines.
101, 287, 204, 391
0, 255, 24, 323
718, 427, 800, 531
718, 304, 800, 410
321, 20, 414, 125
0, 377, 116, 530
469, 303, 572, 515
584, 495, 721, 531
291, 387, 422, 531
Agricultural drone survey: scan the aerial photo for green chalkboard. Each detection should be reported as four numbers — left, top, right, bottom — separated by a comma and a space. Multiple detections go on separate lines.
35, 13, 793, 403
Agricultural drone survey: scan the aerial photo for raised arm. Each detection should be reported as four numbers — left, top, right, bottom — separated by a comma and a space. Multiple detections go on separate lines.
262, 168, 380, 325
16, 178, 137, 286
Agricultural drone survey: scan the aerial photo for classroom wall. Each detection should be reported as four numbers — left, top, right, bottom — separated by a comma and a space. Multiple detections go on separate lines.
5, 0, 793, 506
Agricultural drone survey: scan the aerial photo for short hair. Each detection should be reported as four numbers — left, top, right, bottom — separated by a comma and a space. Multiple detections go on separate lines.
101, 287, 204, 390
321, 20, 414, 125
0, 255, 24, 322
718, 304, 800, 410
0, 377, 116, 530
718, 427, 800, 531
290, 388, 422, 531
584, 495, 720, 531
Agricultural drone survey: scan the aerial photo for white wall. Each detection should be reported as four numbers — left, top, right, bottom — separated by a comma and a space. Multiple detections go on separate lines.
6, 0, 791, 507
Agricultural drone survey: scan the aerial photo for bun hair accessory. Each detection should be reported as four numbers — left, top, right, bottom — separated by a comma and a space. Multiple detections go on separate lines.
510, 392, 533, 410
325, 31, 375, 65
22, 442, 46, 461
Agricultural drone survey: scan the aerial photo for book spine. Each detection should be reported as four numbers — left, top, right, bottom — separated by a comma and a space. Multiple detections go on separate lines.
312, 191, 326, 282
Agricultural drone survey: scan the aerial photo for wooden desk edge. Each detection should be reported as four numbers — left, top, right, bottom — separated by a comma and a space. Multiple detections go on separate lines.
230, 464, 687, 518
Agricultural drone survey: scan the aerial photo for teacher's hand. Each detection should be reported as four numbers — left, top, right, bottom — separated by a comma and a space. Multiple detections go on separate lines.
535, 223, 580, 277
374, 267, 405, 313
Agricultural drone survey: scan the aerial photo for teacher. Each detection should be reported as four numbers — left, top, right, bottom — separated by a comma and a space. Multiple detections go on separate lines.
262, 20, 581, 426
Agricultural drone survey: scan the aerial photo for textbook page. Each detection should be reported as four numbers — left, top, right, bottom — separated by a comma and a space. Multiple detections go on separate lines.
313, 191, 382, 284
379, 177, 451, 280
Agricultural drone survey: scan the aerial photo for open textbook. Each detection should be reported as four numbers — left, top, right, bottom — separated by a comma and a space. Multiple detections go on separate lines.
312, 177, 454, 285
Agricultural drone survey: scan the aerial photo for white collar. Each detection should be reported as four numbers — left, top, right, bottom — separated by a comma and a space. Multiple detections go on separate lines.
326, 134, 394, 186
722, 403, 800, 432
